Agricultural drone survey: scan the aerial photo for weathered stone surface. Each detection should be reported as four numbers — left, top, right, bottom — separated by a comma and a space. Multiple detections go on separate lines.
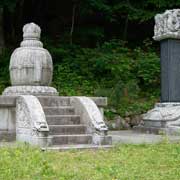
0, 108, 15, 131
52, 135, 92, 145
46, 115, 81, 125
0, 131, 16, 142
3, 86, 58, 96
38, 96, 71, 106
0, 96, 16, 106
154, 9, 180, 41
144, 103, 180, 121
16, 95, 51, 147
136, 103, 180, 135
10, 23, 53, 86
71, 96, 112, 145
90, 97, 107, 107
0, 22, 112, 149
71, 97, 108, 133
160, 39, 180, 102
137, 10, 180, 136
109, 130, 180, 144
106, 116, 130, 130
0, 97, 16, 142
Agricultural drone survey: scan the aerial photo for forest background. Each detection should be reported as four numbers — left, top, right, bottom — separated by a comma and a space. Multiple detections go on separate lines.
0, 0, 178, 127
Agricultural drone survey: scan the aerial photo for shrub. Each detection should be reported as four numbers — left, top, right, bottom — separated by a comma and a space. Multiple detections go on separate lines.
0, 40, 160, 118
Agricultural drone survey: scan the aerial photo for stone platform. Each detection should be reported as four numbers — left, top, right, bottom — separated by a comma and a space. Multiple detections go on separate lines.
0, 95, 112, 148
109, 130, 180, 144
1, 130, 180, 151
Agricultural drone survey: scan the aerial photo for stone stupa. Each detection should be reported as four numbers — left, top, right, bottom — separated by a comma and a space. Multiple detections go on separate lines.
3, 22, 58, 96
0, 23, 112, 149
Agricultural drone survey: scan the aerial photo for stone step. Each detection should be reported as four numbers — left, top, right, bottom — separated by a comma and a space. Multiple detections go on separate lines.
49, 125, 87, 135
38, 96, 71, 107
46, 115, 81, 125
42, 144, 112, 151
43, 106, 75, 115
51, 134, 92, 145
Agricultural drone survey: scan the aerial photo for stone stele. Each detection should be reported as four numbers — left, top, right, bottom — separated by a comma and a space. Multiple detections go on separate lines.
135, 9, 180, 135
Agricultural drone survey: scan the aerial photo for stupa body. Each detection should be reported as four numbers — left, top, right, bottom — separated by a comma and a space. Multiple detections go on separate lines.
3, 23, 58, 96
0, 23, 112, 148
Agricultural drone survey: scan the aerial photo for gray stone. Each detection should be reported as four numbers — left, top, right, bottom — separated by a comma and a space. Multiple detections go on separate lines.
0, 96, 16, 106
46, 115, 81, 125
42, 144, 112, 151
70, 97, 112, 145
90, 97, 107, 107
38, 96, 71, 106
136, 9, 180, 136
16, 95, 51, 147
137, 102, 180, 135
0, 23, 111, 149
3, 86, 58, 96
52, 135, 93, 145
0, 131, 16, 141
43, 106, 75, 115
106, 116, 130, 130
49, 125, 86, 135
3, 22, 58, 96
10, 23, 53, 86
109, 130, 180, 144
161, 39, 180, 102
153, 9, 180, 41
130, 115, 143, 127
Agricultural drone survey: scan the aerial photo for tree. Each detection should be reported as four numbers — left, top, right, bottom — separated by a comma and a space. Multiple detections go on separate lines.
0, 0, 17, 51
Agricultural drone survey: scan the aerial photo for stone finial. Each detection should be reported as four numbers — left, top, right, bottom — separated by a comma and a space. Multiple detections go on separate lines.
153, 9, 180, 41
23, 22, 41, 40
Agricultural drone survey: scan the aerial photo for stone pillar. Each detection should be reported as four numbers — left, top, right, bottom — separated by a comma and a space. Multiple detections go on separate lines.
160, 39, 180, 102
153, 9, 180, 102
135, 9, 180, 135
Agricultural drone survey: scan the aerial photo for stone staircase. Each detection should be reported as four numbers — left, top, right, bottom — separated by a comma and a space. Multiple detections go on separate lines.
38, 96, 111, 150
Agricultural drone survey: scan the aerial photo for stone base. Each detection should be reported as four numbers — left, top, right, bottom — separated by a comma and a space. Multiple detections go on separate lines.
135, 102, 180, 135
0, 131, 16, 141
133, 126, 167, 135
2, 86, 59, 96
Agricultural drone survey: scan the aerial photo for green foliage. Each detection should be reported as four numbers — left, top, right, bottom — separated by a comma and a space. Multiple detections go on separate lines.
1, 142, 180, 179
0, 0, 17, 11
0, 40, 160, 118
79, 0, 180, 24
110, 0, 180, 22
45, 39, 160, 117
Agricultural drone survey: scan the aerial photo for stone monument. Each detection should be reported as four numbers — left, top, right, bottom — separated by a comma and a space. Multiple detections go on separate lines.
3, 22, 58, 96
135, 9, 180, 135
0, 23, 112, 149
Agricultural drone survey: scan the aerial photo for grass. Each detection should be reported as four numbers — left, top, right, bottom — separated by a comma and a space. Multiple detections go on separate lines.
0, 142, 180, 180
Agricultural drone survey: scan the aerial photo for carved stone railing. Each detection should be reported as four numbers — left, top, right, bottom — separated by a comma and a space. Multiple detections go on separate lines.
16, 95, 51, 146
71, 97, 111, 145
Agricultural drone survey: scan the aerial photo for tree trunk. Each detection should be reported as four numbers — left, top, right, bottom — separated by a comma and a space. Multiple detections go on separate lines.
14, 0, 25, 42
70, 4, 77, 45
0, 7, 5, 54
123, 15, 128, 41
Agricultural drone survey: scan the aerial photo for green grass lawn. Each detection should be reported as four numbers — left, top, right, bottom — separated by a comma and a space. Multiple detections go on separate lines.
0, 142, 180, 180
